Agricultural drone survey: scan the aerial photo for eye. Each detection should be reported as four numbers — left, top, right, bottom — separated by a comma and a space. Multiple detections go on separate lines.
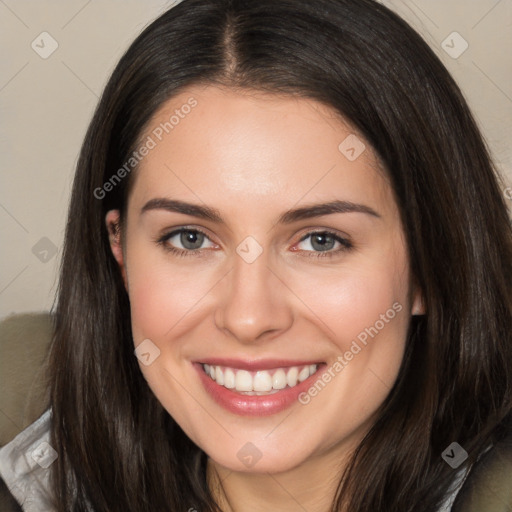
157, 228, 217, 255
156, 228, 352, 258
295, 231, 352, 257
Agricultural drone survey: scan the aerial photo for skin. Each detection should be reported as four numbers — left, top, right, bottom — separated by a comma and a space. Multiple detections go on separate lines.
107, 85, 424, 511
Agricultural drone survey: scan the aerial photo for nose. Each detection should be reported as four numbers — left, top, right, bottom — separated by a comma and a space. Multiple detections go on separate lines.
214, 250, 294, 344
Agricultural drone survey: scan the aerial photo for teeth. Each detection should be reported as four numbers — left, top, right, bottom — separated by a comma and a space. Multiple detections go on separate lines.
287, 367, 298, 387
224, 368, 235, 389
235, 370, 253, 391
298, 367, 310, 382
215, 366, 224, 386
272, 369, 287, 390
202, 363, 318, 393
253, 371, 273, 392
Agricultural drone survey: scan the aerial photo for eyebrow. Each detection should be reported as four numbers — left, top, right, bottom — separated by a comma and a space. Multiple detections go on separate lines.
140, 198, 381, 224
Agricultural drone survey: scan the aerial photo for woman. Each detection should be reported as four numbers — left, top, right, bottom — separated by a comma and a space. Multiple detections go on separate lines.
1, 0, 511, 510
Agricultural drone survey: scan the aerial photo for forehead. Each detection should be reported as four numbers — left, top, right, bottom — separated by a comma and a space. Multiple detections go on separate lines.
129, 85, 394, 218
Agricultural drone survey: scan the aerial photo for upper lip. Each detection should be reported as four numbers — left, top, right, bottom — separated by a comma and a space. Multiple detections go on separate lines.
195, 358, 324, 371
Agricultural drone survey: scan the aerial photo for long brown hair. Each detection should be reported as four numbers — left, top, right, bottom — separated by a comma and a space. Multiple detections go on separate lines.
47, 0, 512, 510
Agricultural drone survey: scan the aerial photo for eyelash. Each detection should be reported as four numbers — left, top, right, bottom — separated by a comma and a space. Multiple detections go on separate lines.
156, 228, 353, 259
296, 231, 353, 258
156, 228, 213, 259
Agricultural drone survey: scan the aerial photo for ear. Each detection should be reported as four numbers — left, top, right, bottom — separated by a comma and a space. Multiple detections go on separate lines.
105, 210, 127, 287
411, 287, 426, 316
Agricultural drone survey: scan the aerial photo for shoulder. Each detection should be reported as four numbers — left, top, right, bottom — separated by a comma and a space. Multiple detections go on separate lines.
452, 433, 512, 512
0, 409, 54, 511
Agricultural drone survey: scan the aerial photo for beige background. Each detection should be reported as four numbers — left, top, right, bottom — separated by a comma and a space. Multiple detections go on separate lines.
0, 0, 511, 319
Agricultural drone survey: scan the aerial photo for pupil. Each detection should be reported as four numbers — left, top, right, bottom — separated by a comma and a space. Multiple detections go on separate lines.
181, 231, 203, 249
312, 233, 334, 251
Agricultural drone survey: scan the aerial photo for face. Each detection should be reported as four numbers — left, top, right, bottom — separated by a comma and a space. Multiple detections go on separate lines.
107, 85, 423, 475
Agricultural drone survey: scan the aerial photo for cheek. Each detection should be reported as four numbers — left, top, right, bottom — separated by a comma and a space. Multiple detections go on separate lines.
288, 249, 411, 414
129, 274, 208, 345
124, 250, 215, 427
125, 243, 218, 343
290, 260, 409, 350
291, 265, 410, 441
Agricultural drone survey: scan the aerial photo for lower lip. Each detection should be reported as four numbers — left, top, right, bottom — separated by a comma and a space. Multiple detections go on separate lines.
194, 363, 324, 416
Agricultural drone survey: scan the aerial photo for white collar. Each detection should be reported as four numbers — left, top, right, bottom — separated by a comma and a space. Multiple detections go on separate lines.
0, 409, 54, 511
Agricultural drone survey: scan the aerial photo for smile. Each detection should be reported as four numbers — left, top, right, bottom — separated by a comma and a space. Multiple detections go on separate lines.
202, 363, 319, 395
195, 359, 325, 416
